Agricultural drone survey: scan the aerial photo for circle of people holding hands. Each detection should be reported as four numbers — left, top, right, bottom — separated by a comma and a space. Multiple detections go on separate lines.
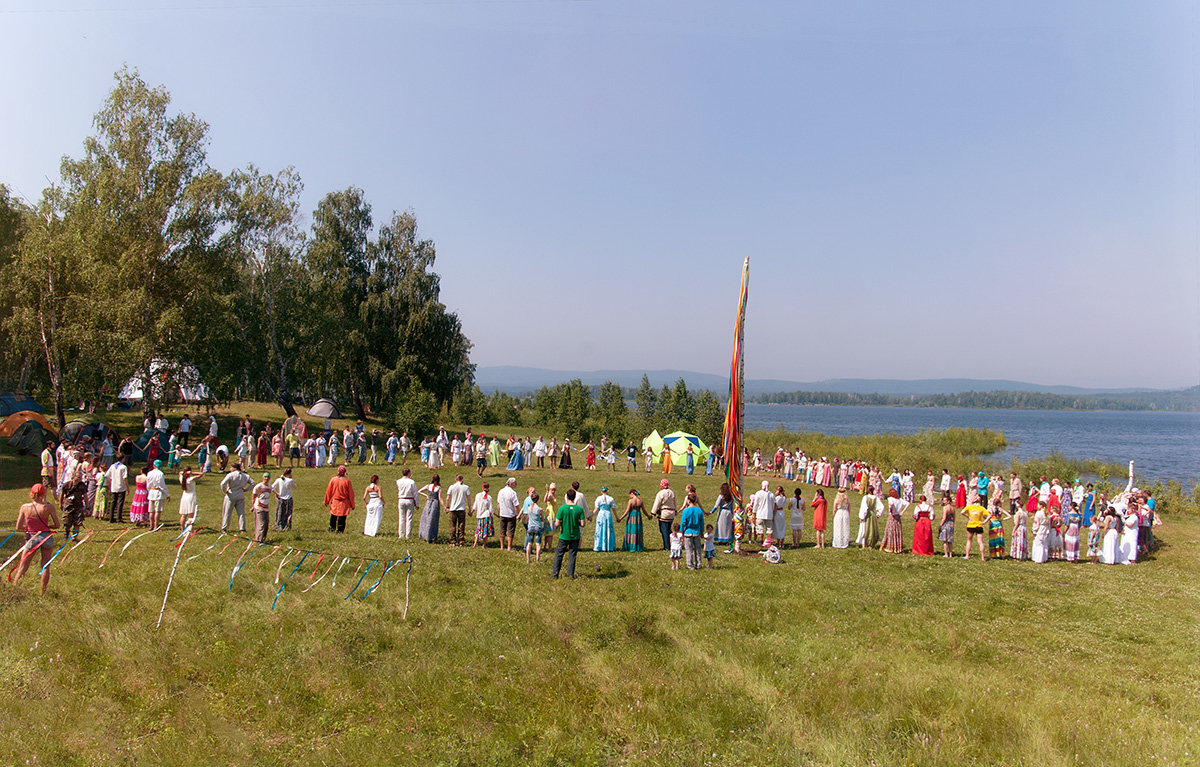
18, 415, 1161, 594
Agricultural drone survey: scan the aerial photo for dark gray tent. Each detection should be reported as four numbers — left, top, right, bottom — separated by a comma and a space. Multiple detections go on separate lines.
60, 419, 111, 447
0, 393, 42, 417
8, 420, 55, 455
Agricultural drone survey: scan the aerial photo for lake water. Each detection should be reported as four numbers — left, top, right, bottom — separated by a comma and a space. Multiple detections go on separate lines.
743, 404, 1200, 483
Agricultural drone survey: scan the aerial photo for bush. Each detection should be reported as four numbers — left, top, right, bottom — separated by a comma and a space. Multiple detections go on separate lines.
389, 382, 439, 440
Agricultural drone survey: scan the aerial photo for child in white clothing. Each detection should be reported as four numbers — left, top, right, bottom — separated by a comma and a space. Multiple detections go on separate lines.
669, 523, 683, 570
703, 524, 716, 569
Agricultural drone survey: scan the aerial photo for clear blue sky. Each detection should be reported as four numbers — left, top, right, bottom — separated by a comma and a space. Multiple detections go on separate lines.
2, 1, 1197, 389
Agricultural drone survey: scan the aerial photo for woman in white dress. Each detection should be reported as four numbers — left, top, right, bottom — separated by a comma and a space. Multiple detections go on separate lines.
315, 435, 327, 467
772, 487, 787, 543
427, 442, 442, 470
1119, 507, 1140, 565
177, 467, 200, 530
787, 488, 805, 548
1100, 509, 1121, 564
1030, 503, 1050, 563
831, 487, 851, 549
362, 475, 384, 537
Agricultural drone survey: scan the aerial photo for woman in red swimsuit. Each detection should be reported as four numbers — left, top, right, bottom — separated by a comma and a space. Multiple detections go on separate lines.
13, 483, 60, 594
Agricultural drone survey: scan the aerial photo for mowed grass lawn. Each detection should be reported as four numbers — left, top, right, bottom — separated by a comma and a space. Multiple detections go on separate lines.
1, 407, 1197, 765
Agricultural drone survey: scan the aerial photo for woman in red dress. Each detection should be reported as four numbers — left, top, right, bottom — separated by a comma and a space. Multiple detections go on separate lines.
954, 475, 967, 509
809, 489, 828, 548
256, 431, 269, 468
911, 494, 935, 556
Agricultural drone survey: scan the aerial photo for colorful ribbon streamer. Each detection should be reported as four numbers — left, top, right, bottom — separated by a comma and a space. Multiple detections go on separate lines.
98, 528, 133, 568
344, 559, 375, 600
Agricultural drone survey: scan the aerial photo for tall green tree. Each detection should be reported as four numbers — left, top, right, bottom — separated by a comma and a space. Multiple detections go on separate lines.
595, 380, 629, 442
634, 374, 657, 420
304, 188, 373, 416
59, 67, 233, 416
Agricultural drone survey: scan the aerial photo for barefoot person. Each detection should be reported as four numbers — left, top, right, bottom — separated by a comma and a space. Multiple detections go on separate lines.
13, 484, 60, 594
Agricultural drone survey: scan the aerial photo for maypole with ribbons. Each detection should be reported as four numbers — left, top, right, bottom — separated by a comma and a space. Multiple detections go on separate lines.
721, 257, 749, 507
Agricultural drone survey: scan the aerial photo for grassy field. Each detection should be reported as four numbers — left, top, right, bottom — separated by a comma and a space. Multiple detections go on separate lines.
1, 403, 1197, 765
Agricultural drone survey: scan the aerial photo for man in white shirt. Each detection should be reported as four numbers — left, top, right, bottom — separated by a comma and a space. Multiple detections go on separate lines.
395, 468, 417, 539
445, 474, 471, 546
496, 477, 520, 552
106, 456, 129, 523
219, 462, 252, 532
471, 482, 493, 548
178, 414, 192, 449
750, 480, 775, 543
570, 481, 586, 522
939, 470, 952, 502
272, 468, 297, 531
154, 414, 169, 433
146, 459, 169, 530
533, 437, 546, 468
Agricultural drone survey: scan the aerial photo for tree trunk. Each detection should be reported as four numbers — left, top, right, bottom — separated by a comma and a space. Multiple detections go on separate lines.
17, 355, 31, 393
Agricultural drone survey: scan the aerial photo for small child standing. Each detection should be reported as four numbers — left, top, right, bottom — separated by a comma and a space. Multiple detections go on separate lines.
731, 506, 745, 554
605, 446, 617, 471
669, 523, 683, 569
703, 524, 716, 569
1086, 517, 1102, 564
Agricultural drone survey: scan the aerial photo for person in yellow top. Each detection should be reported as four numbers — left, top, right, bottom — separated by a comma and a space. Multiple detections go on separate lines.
961, 502, 989, 560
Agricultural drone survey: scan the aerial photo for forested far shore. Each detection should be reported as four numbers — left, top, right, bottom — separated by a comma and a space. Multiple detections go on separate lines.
752, 386, 1200, 412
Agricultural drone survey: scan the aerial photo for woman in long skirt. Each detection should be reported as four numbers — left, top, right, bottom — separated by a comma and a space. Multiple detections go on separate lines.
592, 489, 616, 551
809, 489, 827, 548
1100, 509, 1120, 564
618, 489, 644, 552
937, 502, 955, 558
363, 475, 384, 537
129, 468, 149, 526
831, 488, 852, 549
987, 502, 1010, 558
712, 485, 735, 549
880, 490, 908, 553
417, 475, 444, 543
911, 495, 935, 556
1009, 506, 1030, 560
1048, 510, 1064, 560
1030, 504, 1050, 563
1063, 502, 1082, 562
857, 492, 882, 549
256, 433, 269, 468
1119, 508, 1140, 564
559, 440, 573, 470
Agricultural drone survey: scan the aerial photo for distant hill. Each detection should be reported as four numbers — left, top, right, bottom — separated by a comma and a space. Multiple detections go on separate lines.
474, 366, 1172, 398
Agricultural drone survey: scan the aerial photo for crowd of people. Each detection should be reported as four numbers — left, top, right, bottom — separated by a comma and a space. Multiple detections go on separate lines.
10, 412, 1163, 592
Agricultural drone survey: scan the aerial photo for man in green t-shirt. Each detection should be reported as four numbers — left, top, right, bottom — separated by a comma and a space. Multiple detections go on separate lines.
286, 430, 302, 469
551, 489, 586, 579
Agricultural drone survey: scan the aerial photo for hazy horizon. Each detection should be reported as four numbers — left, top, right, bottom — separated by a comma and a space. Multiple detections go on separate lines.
3, 1, 1197, 390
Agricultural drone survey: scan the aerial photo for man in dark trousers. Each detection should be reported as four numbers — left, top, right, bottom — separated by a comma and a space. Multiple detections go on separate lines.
551, 488, 586, 579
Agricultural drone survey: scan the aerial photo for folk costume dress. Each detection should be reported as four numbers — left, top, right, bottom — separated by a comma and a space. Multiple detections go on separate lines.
881, 497, 908, 553
623, 498, 645, 552
1031, 509, 1050, 563
988, 509, 1006, 557
559, 442, 573, 470
1009, 509, 1030, 560
1100, 514, 1120, 564
129, 474, 149, 525
418, 484, 441, 543
592, 494, 616, 552
713, 496, 735, 545
363, 483, 383, 537
911, 502, 935, 556
1063, 508, 1082, 562
831, 499, 852, 549
857, 495, 883, 548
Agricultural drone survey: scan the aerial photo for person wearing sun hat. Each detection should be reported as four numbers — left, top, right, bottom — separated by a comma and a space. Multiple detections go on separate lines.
650, 478, 677, 551
146, 458, 170, 530
250, 472, 277, 543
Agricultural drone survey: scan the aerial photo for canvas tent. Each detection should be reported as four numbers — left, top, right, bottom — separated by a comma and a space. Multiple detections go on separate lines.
60, 419, 111, 447
0, 411, 55, 439
641, 430, 711, 466
132, 427, 168, 463
118, 360, 211, 404
8, 420, 55, 455
0, 393, 42, 417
